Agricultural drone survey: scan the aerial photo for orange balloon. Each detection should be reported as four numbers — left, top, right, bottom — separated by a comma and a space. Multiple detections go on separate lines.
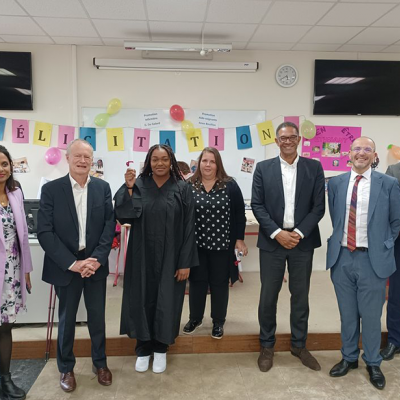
388, 144, 400, 160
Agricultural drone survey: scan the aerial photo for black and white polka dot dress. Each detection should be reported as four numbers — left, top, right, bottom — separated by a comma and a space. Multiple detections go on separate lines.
192, 180, 231, 251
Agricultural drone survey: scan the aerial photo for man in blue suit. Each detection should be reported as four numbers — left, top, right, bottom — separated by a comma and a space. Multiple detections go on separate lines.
327, 136, 400, 390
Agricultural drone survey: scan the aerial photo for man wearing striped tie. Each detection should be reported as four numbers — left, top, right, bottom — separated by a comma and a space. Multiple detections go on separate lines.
326, 137, 400, 390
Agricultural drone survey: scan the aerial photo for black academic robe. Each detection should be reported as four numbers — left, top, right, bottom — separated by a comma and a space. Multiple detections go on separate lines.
114, 176, 198, 345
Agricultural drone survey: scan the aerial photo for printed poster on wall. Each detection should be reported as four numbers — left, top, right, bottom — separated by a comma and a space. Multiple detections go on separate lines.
301, 125, 362, 172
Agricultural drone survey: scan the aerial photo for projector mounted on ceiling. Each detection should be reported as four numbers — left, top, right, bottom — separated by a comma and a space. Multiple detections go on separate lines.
124, 41, 233, 55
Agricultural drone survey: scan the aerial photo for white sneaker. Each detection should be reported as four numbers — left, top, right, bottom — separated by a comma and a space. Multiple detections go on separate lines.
135, 356, 151, 372
152, 352, 167, 374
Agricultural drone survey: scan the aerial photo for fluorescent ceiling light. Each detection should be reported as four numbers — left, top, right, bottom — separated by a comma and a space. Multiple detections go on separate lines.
15, 88, 32, 95
326, 77, 365, 84
0, 68, 16, 76
124, 41, 232, 53
93, 58, 258, 73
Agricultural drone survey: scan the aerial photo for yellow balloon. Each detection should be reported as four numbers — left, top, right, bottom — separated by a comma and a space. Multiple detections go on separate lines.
181, 120, 195, 135
301, 120, 316, 139
94, 113, 109, 127
107, 98, 122, 115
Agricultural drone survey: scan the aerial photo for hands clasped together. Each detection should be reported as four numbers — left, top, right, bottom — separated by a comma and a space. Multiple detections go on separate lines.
71, 258, 101, 278
275, 230, 301, 250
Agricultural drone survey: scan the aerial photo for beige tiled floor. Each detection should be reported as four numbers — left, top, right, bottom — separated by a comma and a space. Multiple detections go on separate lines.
14, 270, 387, 341
28, 351, 400, 400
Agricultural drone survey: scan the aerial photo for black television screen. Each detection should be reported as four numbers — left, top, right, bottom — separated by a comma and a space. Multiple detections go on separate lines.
313, 60, 400, 116
0, 51, 33, 110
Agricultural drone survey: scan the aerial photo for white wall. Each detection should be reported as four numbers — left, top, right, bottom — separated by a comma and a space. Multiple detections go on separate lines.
2, 43, 400, 270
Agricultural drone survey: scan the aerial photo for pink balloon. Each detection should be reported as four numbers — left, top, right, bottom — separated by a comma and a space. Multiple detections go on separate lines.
170, 104, 185, 122
45, 147, 62, 165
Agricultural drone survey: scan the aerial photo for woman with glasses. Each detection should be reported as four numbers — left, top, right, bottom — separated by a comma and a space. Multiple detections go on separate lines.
114, 144, 198, 374
183, 147, 247, 339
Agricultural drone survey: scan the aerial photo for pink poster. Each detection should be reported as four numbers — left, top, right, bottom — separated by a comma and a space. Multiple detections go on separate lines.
209, 128, 224, 151
133, 128, 150, 152
58, 125, 75, 149
301, 125, 361, 172
12, 119, 29, 143
284, 116, 300, 128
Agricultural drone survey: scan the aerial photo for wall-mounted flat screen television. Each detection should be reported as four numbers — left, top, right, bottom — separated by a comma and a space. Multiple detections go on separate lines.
313, 60, 400, 116
0, 51, 33, 110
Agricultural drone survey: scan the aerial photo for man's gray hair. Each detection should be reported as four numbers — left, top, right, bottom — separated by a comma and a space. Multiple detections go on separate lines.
66, 138, 94, 155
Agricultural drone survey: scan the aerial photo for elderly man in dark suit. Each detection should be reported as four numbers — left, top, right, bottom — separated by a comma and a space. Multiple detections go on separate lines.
380, 162, 400, 362
38, 139, 115, 392
327, 137, 400, 390
251, 121, 325, 373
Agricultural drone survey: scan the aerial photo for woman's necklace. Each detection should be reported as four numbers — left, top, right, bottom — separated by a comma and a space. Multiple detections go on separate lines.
0, 193, 8, 207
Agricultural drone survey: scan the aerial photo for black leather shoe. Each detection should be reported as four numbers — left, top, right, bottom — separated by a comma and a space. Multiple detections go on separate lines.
380, 342, 400, 361
211, 325, 224, 339
367, 366, 386, 390
329, 359, 358, 377
0, 373, 26, 399
183, 320, 203, 334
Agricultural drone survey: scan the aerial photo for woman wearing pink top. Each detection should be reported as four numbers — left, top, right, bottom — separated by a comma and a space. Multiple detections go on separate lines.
0, 145, 33, 400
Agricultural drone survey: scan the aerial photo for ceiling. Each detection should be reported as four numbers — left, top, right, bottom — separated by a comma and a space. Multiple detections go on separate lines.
1, 0, 400, 53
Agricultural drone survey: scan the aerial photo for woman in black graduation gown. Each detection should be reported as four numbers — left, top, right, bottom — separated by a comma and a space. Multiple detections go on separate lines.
114, 144, 198, 374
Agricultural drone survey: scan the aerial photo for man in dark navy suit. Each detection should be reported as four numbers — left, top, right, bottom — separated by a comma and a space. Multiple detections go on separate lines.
251, 122, 325, 373
38, 139, 115, 392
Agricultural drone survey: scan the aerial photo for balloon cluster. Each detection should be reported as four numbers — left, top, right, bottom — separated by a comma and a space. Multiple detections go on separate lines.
94, 98, 122, 127
170, 104, 195, 135
388, 144, 400, 160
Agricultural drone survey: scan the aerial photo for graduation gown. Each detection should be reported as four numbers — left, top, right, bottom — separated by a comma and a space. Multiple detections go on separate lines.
114, 176, 198, 345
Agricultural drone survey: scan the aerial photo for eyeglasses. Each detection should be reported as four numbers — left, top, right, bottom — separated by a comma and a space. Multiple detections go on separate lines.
277, 135, 299, 143
351, 147, 374, 154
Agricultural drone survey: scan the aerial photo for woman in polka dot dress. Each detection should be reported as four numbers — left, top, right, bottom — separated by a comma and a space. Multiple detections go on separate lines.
183, 147, 247, 339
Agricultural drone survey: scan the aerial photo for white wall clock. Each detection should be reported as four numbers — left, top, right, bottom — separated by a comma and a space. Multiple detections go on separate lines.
276, 64, 298, 88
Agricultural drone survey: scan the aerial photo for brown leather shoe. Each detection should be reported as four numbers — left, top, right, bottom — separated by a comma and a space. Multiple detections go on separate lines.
60, 371, 76, 392
92, 365, 112, 386
258, 347, 274, 372
290, 347, 321, 371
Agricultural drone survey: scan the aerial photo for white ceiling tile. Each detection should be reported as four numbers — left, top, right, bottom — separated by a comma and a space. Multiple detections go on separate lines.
341, 0, 400, 3
81, 0, 146, 20
318, 3, 394, 26
232, 42, 248, 50
275, 0, 336, 2
382, 45, 400, 53
207, 0, 272, 23
373, 5, 400, 27
102, 38, 126, 46
252, 25, 311, 43
263, 2, 334, 26
300, 26, 363, 44
338, 44, 387, 52
0, 16, 45, 35
0, 35, 53, 44
203, 23, 258, 42
0, 0, 27, 16
292, 43, 341, 51
53, 37, 104, 46
247, 42, 294, 50
349, 27, 400, 45
149, 21, 202, 41
17, 0, 87, 18
92, 19, 149, 39
146, 0, 208, 22
34, 17, 98, 37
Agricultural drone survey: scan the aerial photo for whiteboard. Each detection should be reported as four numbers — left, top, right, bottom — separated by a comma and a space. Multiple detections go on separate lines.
82, 108, 266, 199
